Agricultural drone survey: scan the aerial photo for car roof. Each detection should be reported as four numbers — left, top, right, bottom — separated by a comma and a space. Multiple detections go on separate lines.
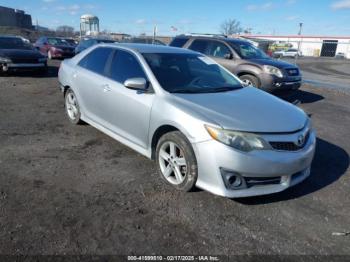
101, 43, 197, 54
174, 35, 251, 45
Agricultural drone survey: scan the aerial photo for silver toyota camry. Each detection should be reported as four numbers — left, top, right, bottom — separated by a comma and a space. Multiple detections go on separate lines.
58, 43, 316, 198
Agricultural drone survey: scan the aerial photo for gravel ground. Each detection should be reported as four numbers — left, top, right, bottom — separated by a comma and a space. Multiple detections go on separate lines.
0, 61, 349, 256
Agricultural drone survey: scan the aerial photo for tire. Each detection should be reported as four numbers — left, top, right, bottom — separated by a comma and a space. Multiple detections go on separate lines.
156, 131, 198, 192
64, 89, 83, 125
240, 74, 260, 88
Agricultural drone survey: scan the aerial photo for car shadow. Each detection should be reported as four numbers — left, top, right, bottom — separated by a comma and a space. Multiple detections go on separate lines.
234, 137, 349, 205
3, 66, 59, 78
283, 89, 325, 104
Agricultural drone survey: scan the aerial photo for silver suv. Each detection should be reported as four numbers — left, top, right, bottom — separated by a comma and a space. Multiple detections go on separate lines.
170, 35, 302, 96
58, 43, 316, 198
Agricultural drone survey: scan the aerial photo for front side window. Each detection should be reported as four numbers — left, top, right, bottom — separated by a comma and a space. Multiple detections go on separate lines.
108, 50, 146, 83
78, 47, 113, 75
229, 42, 269, 59
142, 53, 242, 93
206, 41, 231, 58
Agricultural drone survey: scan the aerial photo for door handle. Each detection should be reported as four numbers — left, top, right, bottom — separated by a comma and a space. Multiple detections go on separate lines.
102, 84, 111, 92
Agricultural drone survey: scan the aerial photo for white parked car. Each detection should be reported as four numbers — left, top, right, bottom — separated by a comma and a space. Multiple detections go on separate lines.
274, 49, 302, 58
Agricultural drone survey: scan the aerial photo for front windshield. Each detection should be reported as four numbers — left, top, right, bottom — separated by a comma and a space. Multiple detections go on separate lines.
47, 38, 70, 46
0, 37, 33, 50
230, 42, 269, 59
142, 53, 242, 93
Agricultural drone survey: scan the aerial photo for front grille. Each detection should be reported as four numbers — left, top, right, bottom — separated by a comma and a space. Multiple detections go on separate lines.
286, 68, 299, 76
11, 58, 39, 64
245, 176, 281, 187
270, 132, 310, 152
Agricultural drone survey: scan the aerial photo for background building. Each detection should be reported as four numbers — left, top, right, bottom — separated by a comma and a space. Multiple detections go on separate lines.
244, 35, 350, 58
0, 6, 32, 29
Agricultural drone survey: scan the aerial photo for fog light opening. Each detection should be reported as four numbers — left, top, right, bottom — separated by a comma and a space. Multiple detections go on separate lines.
220, 168, 246, 190
228, 175, 242, 188
275, 82, 282, 87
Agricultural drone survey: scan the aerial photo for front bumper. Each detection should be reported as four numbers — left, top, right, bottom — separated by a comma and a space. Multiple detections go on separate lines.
192, 130, 316, 198
2, 62, 47, 71
259, 73, 302, 93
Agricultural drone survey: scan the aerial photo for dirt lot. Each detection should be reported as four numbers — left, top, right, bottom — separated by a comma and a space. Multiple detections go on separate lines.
0, 60, 349, 256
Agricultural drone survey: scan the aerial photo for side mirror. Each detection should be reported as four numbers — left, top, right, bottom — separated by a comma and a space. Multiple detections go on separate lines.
124, 77, 148, 90
224, 53, 233, 59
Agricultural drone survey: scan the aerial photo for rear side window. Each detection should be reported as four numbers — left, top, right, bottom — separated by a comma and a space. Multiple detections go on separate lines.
188, 39, 208, 53
78, 47, 113, 75
108, 50, 146, 83
206, 41, 231, 58
169, 38, 189, 47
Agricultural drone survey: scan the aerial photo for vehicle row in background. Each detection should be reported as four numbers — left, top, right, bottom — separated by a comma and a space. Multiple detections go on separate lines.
273, 48, 302, 58
0, 35, 47, 74
170, 34, 302, 95
34, 37, 76, 59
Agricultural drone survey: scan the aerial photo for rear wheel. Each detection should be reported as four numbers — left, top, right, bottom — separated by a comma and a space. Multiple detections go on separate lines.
156, 131, 198, 192
240, 74, 260, 88
65, 89, 83, 125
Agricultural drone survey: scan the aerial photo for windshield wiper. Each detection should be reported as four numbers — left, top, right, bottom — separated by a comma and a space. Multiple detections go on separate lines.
204, 86, 242, 93
170, 86, 242, 94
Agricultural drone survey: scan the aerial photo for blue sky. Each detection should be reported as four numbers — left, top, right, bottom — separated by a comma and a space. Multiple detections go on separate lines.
1, 0, 350, 36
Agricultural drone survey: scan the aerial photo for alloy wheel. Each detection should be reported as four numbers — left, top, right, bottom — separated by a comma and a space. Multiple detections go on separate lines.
65, 92, 79, 121
158, 141, 187, 185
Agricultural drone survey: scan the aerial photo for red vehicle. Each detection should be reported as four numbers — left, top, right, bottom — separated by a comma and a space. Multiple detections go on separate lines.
34, 37, 75, 59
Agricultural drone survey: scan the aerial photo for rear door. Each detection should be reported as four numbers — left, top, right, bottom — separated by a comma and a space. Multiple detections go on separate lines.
72, 47, 114, 124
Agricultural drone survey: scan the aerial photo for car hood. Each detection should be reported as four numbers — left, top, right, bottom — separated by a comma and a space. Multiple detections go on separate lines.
0, 49, 45, 59
171, 87, 307, 133
246, 58, 297, 69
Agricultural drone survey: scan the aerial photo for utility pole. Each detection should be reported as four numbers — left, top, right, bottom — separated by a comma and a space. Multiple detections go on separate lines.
153, 25, 157, 45
296, 22, 303, 65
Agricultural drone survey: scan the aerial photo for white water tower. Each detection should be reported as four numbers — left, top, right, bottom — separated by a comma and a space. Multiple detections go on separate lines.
80, 14, 99, 37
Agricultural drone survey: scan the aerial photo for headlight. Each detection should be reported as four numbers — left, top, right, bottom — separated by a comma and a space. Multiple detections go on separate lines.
263, 65, 283, 78
205, 125, 272, 152
0, 57, 12, 63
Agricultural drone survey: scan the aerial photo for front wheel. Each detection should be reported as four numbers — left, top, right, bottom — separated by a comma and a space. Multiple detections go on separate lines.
240, 74, 260, 88
156, 131, 198, 192
65, 89, 83, 125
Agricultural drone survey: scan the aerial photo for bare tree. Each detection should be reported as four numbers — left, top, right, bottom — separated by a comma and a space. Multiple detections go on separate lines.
220, 19, 243, 35
56, 25, 75, 37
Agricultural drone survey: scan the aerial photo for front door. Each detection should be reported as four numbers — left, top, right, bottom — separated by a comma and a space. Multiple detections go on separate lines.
100, 49, 154, 149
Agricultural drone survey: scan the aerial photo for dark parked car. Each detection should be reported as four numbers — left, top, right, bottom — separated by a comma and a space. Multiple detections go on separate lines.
121, 37, 166, 45
75, 38, 117, 54
34, 37, 75, 59
63, 38, 78, 48
170, 35, 302, 95
0, 35, 47, 74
